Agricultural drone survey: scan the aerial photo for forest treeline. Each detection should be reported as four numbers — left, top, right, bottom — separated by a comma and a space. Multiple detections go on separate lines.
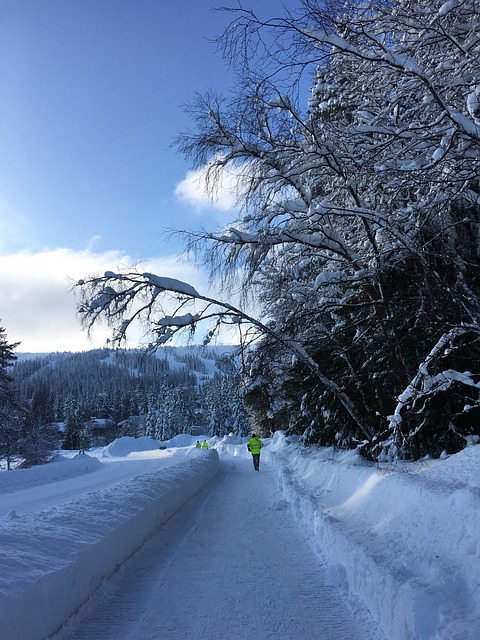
0, 341, 249, 469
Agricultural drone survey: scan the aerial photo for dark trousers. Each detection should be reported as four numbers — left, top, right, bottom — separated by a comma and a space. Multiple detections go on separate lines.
252, 453, 260, 470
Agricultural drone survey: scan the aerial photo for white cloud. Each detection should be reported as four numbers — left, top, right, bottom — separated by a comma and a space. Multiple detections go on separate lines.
0, 247, 212, 353
174, 162, 244, 213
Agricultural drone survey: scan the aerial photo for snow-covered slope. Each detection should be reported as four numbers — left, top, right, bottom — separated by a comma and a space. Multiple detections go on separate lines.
1, 433, 479, 640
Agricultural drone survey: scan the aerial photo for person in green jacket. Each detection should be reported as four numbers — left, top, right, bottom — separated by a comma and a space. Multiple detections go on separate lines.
202, 441, 209, 449
196, 440, 201, 448
247, 434, 263, 471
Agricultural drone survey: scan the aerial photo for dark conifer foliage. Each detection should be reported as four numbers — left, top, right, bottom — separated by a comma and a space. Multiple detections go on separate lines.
0, 324, 21, 469
0, 324, 19, 400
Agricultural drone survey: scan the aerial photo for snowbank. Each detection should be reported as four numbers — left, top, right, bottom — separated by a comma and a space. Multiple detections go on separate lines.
165, 433, 209, 448
0, 448, 219, 640
103, 434, 214, 457
266, 433, 480, 640
102, 435, 164, 456
214, 434, 251, 455
0, 454, 102, 492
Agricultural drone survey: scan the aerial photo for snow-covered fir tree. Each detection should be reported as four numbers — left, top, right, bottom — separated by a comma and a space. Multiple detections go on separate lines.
62, 396, 86, 451
0, 324, 21, 469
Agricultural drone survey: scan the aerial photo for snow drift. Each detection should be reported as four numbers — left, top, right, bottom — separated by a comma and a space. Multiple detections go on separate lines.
266, 433, 480, 640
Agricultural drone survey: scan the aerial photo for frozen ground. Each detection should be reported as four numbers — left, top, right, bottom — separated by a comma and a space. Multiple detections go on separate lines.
0, 433, 479, 640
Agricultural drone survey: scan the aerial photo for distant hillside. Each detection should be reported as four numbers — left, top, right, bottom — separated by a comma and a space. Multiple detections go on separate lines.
11, 345, 249, 445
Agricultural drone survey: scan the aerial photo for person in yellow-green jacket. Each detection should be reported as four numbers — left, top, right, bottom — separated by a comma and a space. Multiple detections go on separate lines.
247, 434, 263, 471
202, 441, 209, 449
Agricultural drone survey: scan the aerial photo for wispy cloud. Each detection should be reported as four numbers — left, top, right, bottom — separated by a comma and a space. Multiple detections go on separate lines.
0, 247, 211, 353
174, 162, 243, 213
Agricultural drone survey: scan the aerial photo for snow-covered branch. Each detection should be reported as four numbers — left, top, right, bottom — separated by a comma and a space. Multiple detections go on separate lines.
76, 269, 374, 439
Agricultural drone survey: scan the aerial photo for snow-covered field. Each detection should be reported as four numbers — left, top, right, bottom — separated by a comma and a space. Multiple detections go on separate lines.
0, 433, 478, 639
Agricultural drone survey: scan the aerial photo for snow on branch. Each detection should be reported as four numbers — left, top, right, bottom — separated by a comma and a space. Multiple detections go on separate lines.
388, 326, 480, 431
76, 271, 204, 345
156, 313, 200, 327
140, 273, 200, 297
75, 267, 375, 439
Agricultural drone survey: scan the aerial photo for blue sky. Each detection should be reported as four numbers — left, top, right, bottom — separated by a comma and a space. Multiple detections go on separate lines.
0, 0, 296, 351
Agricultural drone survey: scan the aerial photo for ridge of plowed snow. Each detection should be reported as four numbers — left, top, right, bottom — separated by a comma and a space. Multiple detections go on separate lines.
0, 449, 219, 640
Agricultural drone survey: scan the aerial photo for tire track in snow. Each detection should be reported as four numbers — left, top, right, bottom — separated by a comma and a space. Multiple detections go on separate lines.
51, 458, 386, 640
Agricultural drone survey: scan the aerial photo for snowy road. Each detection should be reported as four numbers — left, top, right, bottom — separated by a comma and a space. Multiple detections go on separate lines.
51, 457, 384, 640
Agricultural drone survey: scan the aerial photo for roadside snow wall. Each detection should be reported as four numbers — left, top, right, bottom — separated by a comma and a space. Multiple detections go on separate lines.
265, 432, 480, 640
0, 449, 219, 640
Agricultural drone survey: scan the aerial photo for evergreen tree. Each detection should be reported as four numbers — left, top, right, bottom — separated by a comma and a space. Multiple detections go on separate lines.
0, 410, 24, 470
0, 324, 19, 403
28, 383, 54, 426
0, 323, 21, 469
18, 382, 56, 467
201, 372, 250, 437
62, 396, 85, 451
20, 411, 55, 467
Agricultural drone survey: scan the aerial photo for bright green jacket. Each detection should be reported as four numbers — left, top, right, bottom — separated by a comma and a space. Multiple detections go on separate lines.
202, 441, 209, 449
248, 437, 263, 454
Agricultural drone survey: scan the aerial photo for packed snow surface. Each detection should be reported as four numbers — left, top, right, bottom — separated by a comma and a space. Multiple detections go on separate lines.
0, 433, 479, 640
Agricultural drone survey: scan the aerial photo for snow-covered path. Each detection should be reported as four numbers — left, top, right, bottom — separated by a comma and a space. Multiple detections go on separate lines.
52, 457, 384, 640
